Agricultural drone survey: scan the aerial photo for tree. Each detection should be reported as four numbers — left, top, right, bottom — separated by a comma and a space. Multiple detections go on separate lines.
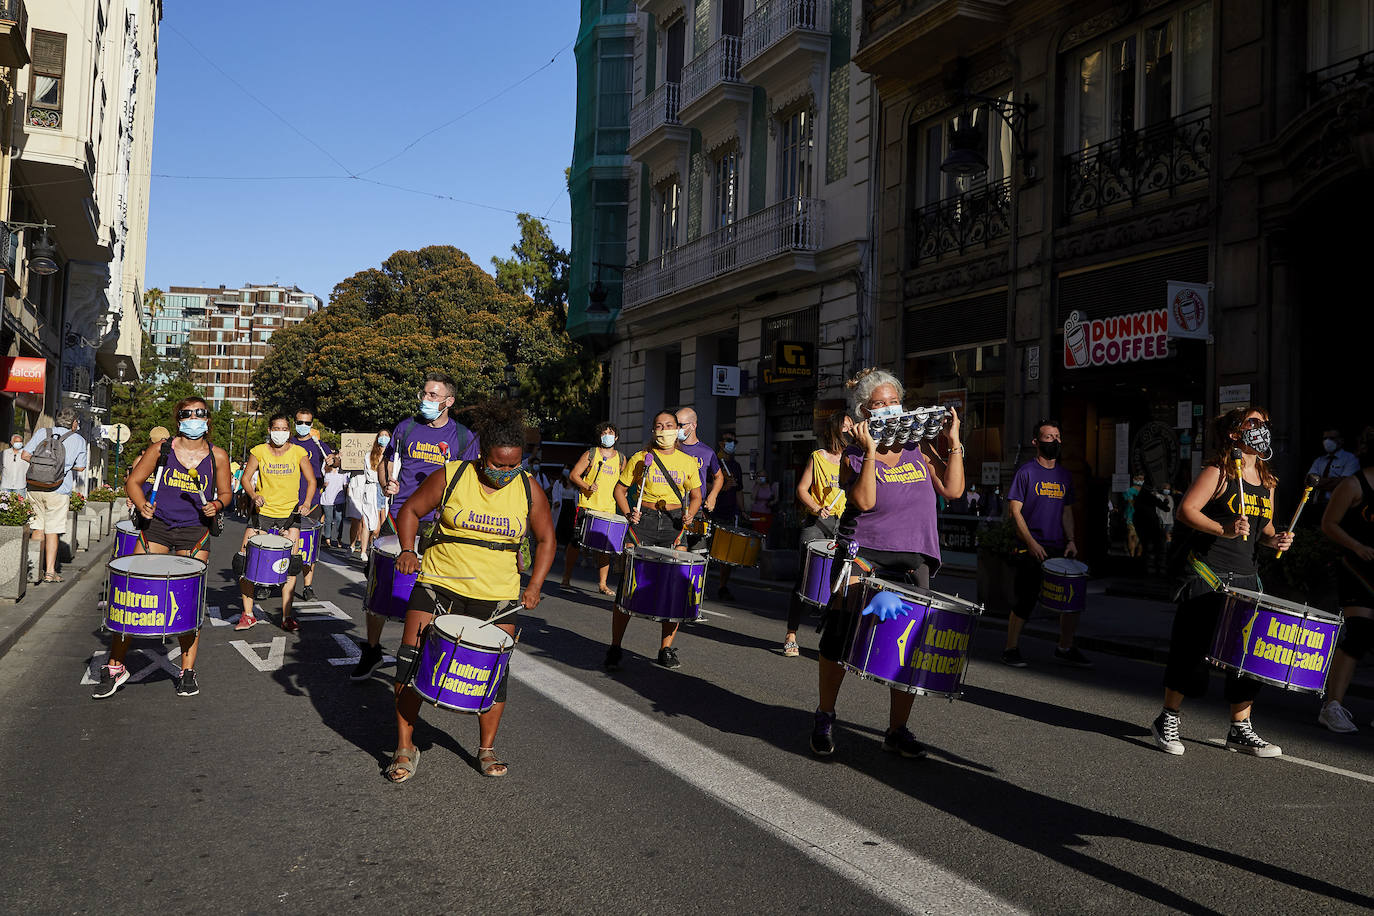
492, 213, 570, 323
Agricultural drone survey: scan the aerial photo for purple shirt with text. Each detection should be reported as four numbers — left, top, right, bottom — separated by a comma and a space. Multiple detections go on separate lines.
382, 417, 481, 521
1007, 460, 1074, 547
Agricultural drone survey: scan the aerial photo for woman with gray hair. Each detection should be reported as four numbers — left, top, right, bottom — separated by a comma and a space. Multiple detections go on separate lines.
809, 367, 964, 760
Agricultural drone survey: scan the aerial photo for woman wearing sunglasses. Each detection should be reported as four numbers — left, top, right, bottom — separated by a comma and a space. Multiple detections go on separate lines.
1150, 406, 1294, 758
93, 397, 233, 699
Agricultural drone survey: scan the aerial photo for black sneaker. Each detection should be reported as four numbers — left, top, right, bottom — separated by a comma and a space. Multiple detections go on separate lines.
350, 643, 386, 682
1151, 708, 1184, 755
882, 726, 927, 759
810, 709, 836, 756
301, 586, 318, 601
717, 586, 735, 602
603, 645, 623, 671
91, 664, 130, 700
1054, 646, 1094, 669
1226, 718, 1282, 758
176, 669, 200, 697
1001, 648, 1028, 668
656, 647, 681, 669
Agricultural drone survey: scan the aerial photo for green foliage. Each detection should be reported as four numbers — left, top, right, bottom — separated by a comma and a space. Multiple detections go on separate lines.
88, 485, 120, 503
69, 492, 86, 513
0, 492, 33, 526
976, 517, 1020, 557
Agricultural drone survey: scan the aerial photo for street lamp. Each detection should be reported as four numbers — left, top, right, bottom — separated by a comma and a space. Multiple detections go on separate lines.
8, 221, 60, 276
938, 59, 1037, 181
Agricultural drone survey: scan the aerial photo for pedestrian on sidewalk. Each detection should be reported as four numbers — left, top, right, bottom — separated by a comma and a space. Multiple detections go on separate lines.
2, 432, 28, 495
320, 462, 348, 548
1150, 406, 1292, 758
560, 422, 624, 595
783, 410, 852, 656
810, 368, 964, 760
1308, 427, 1360, 505
1316, 425, 1374, 734
1001, 419, 1091, 669
94, 396, 232, 699
387, 398, 555, 782
22, 406, 87, 583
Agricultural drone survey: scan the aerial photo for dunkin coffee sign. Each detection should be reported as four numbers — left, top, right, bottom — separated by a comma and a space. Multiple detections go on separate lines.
1063, 309, 1170, 369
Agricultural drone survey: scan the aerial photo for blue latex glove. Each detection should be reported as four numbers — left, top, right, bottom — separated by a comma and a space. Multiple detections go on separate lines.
861, 591, 908, 622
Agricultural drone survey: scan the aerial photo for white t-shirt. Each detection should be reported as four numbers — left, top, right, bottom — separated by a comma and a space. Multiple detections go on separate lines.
1, 448, 29, 490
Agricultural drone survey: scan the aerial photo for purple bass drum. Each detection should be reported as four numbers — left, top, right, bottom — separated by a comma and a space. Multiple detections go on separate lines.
410, 613, 517, 714
841, 578, 982, 700
615, 545, 709, 623
114, 519, 141, 559
296, 519, 321, 567
1207, 586, 1343, 695
796, 539, 838, 608
365, 536, 418, 620
244, 534, 293, 587
104, 555, 206, 638
576, 509, 629, 556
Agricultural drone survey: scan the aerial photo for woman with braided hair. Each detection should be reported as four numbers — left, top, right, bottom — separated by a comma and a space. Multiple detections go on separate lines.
387, 399, 556, 782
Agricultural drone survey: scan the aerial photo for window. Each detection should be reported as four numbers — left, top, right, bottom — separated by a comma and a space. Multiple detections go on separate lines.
1069, 2, 1212, 152
777, 108, 815, 201
602, 0, 634, 12
29, 31, 67, 129
911, 90, 1016, 207
665, 18, 687, 84
597, 38, 633, 155
713, 149, 739, 229
654, 180, 681, 254
593, 178, 630, 268
1309, 0, 1374, 72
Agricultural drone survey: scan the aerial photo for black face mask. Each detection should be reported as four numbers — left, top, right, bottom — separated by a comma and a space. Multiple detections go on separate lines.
1037, 440, 1062, 460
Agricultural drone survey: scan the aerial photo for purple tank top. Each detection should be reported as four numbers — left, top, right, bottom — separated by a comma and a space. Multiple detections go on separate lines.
843, 442, 941, 564
156, 445, 213, 528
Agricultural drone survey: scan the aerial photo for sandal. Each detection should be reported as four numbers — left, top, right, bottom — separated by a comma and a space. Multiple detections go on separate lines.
598, 585, 615, 596
782, 639, 800, 657
477, 746, 508, 778
383, 747, 420, 783
42, 574, 63, 583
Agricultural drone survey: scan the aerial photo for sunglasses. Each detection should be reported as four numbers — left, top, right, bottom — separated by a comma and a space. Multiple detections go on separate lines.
1239, 418, 1270, 431
177, 408, 210, 419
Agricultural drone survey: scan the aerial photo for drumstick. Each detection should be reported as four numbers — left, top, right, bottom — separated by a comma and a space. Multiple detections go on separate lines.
1231, 448, 1247, 542
634, 452, 652, 515
1275, 473, 1320, 559
187, 468, 208, 505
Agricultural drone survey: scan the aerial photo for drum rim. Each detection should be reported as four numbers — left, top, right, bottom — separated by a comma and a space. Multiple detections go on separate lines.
1205, 657, 1326, 695
107, 554, 208, 575
115, 519, 140, 533
581, 509, 627, 522
614, 603, 703, 622
248, 534, 294, 549
714, 524, 762, 539
840, 662, 963, 699
1222, 587, 1343, 623
297, 519, 322, 531
857, 576, 983, 614
632, 544, 709, 566
411, 674, 503, 714
803, 538, 838, 556
432, 613, 516, 649
1042, 557, 1089, 576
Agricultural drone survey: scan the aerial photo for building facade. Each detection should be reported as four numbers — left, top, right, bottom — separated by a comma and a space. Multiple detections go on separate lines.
857, 0, 1371, 573
576, 0, 880, 550
8, 0, 160, 479
175, 283, 320, 413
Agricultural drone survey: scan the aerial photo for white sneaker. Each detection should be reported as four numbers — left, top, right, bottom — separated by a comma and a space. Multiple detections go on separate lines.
1318, 700, 1358, 734
1226, 718, 1282, 757
1151, 708, 1184, 755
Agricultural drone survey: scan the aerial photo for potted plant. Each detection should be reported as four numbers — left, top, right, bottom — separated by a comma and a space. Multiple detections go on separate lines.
67, 491, 87, 553
85, 484, 119, 537
975, 517, 1019, 614
0, 492, 31, 602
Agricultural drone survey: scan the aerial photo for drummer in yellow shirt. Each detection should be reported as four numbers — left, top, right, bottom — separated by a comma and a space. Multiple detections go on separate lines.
606, 410, 702, 671
237, 414, 316, 632
559, 421, 625, 595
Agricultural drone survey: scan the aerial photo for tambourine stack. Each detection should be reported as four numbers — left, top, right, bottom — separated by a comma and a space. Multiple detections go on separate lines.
866, 407, 951, 447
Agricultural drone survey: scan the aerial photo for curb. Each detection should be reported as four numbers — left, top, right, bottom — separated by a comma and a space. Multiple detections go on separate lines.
0, 535, 114, 662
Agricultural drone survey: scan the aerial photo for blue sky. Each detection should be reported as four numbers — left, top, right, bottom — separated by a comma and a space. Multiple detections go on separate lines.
146, 1, 579, 302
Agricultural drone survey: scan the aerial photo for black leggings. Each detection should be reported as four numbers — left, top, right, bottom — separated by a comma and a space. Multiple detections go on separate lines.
818, 552, 932, 662
1163, 590, 1263, 705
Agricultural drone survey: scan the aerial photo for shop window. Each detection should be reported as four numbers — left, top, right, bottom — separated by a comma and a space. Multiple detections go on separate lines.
910, 88, 1015, 208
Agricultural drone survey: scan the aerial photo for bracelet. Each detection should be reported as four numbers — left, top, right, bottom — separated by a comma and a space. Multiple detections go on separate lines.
949, 445, 964, 454
399, 548, 417, 557
863, 455, 876, 462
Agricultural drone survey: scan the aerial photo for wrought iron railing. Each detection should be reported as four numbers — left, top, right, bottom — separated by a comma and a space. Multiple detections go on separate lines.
0, 0, 27, 30
743, 0, 831, 63
1309, 50, 1374, 103
624, 197, 824, 308
629, 82, 682, 147
681, 35, 745, 110
911, 177, 1012, 263
1064, 107, 1211, 218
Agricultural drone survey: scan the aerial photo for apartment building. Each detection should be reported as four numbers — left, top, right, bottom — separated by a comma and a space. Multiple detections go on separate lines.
6, 0, 159, 469
570, 0, 879, 549
176, 284, 320, 413
856, 0, 1372, 571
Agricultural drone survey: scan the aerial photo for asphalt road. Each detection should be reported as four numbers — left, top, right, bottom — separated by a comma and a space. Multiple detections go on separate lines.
2, 518, 1372, 915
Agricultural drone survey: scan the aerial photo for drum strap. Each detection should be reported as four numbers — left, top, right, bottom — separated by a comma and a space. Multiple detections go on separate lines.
1188, 553, 1223, 591
421, 461, 530, 554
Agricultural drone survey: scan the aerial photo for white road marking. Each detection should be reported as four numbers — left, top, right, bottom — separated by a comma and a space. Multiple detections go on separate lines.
230, 637, 287, 672
513, 652, 1023, 916
294, 600, 353, 623
1204, 739, 1374, 784
81, 647, 182, 684
327, 633, 395, 667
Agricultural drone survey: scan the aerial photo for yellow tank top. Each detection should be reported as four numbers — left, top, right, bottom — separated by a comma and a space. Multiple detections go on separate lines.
808, 449, 846, 517
577, 448, 623, 513
418, 461, 529, 601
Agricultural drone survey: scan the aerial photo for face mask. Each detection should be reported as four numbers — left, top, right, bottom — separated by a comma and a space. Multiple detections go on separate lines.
269, 430, 290, 447
1037, 441, 1061, 460
1131, 479, 1144, 488
180, 419, 208, 439
723, 442, 736, 455
377, 436, 390, 447
869, 404, 903, 420
10, 442, 20, 451
600, 434, 616, 448
654, 430, 677, 449
1241, 425, 1272, 458
531, 463, 541, 472
484, 466, 521, 488
295, 423, 311, 437
1324, 438, 1339, 454
418, 399, 442, 421
676, 428, 688, 441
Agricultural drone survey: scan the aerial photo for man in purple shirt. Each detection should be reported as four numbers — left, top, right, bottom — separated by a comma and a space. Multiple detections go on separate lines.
294, 408, 337, 602
352, 371, 480, 680
675, 407, 730, 595
1003, 419, 1091, 669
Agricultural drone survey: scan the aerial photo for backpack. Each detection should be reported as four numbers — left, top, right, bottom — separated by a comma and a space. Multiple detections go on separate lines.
26, 429, 78, 491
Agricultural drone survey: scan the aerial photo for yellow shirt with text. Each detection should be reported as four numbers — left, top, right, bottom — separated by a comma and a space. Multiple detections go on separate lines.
250, 443, 307, 517
419, 461, 529, 601
578, 448, 624, 514
619, 448, 701, 507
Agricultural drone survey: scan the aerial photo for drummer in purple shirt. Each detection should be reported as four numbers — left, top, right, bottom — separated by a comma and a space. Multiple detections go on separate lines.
352, 372, 480, 680
810, 368, 964, 760
292, 408, 336, 602
1001, 419, 1091, 669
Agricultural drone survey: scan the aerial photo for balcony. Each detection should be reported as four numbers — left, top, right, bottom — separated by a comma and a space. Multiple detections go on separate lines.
1309, 50, 1374, 104
624, 197, 824, 310
857, 0, 1012, 81
739, 0, 831, 95
911, 177, 1011, 264
678, 35, 753, 144
0, 0, 26, 68
628, 82, 691, 177
1064, 108, 1211, 219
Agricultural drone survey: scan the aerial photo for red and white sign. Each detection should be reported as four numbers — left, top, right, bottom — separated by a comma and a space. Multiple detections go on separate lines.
1063, 309, 1169, 369
1, 357, 45, 394
1166, 280, 1211, 340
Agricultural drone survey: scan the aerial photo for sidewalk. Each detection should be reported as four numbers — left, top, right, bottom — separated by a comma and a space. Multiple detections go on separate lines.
0, 531, 115, 662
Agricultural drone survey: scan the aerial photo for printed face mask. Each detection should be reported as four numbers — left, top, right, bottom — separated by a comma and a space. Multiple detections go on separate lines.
179, 419, 208, 439
600, 434, 616, 448
418, 399, 443, 421
1241, 425, 1272, 458
869, 404, 903, 420
484, 466, 521, 488
269, 430, 290, 446
654, 430, 677, 449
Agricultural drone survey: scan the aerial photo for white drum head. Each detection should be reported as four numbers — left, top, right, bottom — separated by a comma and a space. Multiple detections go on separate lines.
860, 577, 981, 616
298, 519, 321, 532
1224, 586, 1342, 623
109, 554, 207, 576
371, 535, 403, 558
116, 519, 139, 535
435, 613, 515, 650
249, 534, 294, 550
804, 539, 837, 558
634, 544, 706, 566
583, 509, 626, 522
1043, 557, 1089, 576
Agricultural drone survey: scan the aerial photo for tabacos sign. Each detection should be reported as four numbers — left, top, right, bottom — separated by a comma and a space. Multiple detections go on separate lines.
1063, 308, 1170, 369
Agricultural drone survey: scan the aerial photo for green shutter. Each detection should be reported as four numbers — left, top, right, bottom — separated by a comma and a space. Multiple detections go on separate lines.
749, 86, 767, 214
694, 0, 711, 56
687, 130, 704, 241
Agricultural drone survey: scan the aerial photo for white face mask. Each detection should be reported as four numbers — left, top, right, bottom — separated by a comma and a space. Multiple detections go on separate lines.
869, 404, 903, 420
676, 428, 689, 441
600, 434, 616, 448
269, 430, 290, 447
1324, 438, 1339, 454
10, 442, 20, 451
